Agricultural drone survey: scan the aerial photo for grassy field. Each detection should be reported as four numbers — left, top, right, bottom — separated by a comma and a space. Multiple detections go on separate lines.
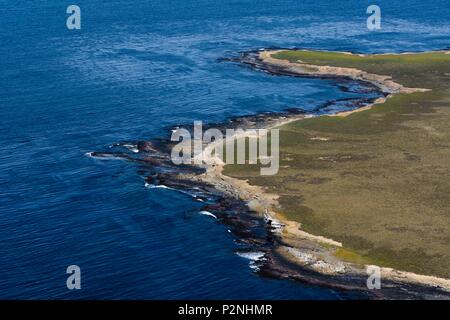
224, 50, 450, 278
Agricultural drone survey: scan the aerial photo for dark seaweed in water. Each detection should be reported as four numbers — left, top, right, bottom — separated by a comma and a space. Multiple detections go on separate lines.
91, 51, 450, 299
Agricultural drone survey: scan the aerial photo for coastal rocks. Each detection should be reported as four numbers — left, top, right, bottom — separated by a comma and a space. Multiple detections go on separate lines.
137, 141, 158, 153
281, 246, 347, 275
201, 198, 271, 242
257, 49, 431, 95
239, 50, 382, 96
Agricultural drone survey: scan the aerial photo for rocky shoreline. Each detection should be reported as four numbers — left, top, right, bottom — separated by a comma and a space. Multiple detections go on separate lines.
91, 49, 450, 299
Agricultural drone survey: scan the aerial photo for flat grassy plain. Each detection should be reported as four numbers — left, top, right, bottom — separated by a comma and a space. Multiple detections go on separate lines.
224, 50, 450, 278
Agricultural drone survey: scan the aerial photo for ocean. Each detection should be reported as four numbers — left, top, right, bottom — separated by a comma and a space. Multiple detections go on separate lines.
0, 0, 449, 299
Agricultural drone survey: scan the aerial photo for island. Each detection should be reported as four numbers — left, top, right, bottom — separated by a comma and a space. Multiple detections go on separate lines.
215, 49, 450, 297
99, 48, 450, 298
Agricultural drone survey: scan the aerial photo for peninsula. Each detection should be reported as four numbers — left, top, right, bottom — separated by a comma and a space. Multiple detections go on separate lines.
216, 49, 450, 294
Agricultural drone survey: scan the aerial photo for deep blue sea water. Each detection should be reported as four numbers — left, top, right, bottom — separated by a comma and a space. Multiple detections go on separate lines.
0, 0, 449, 299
